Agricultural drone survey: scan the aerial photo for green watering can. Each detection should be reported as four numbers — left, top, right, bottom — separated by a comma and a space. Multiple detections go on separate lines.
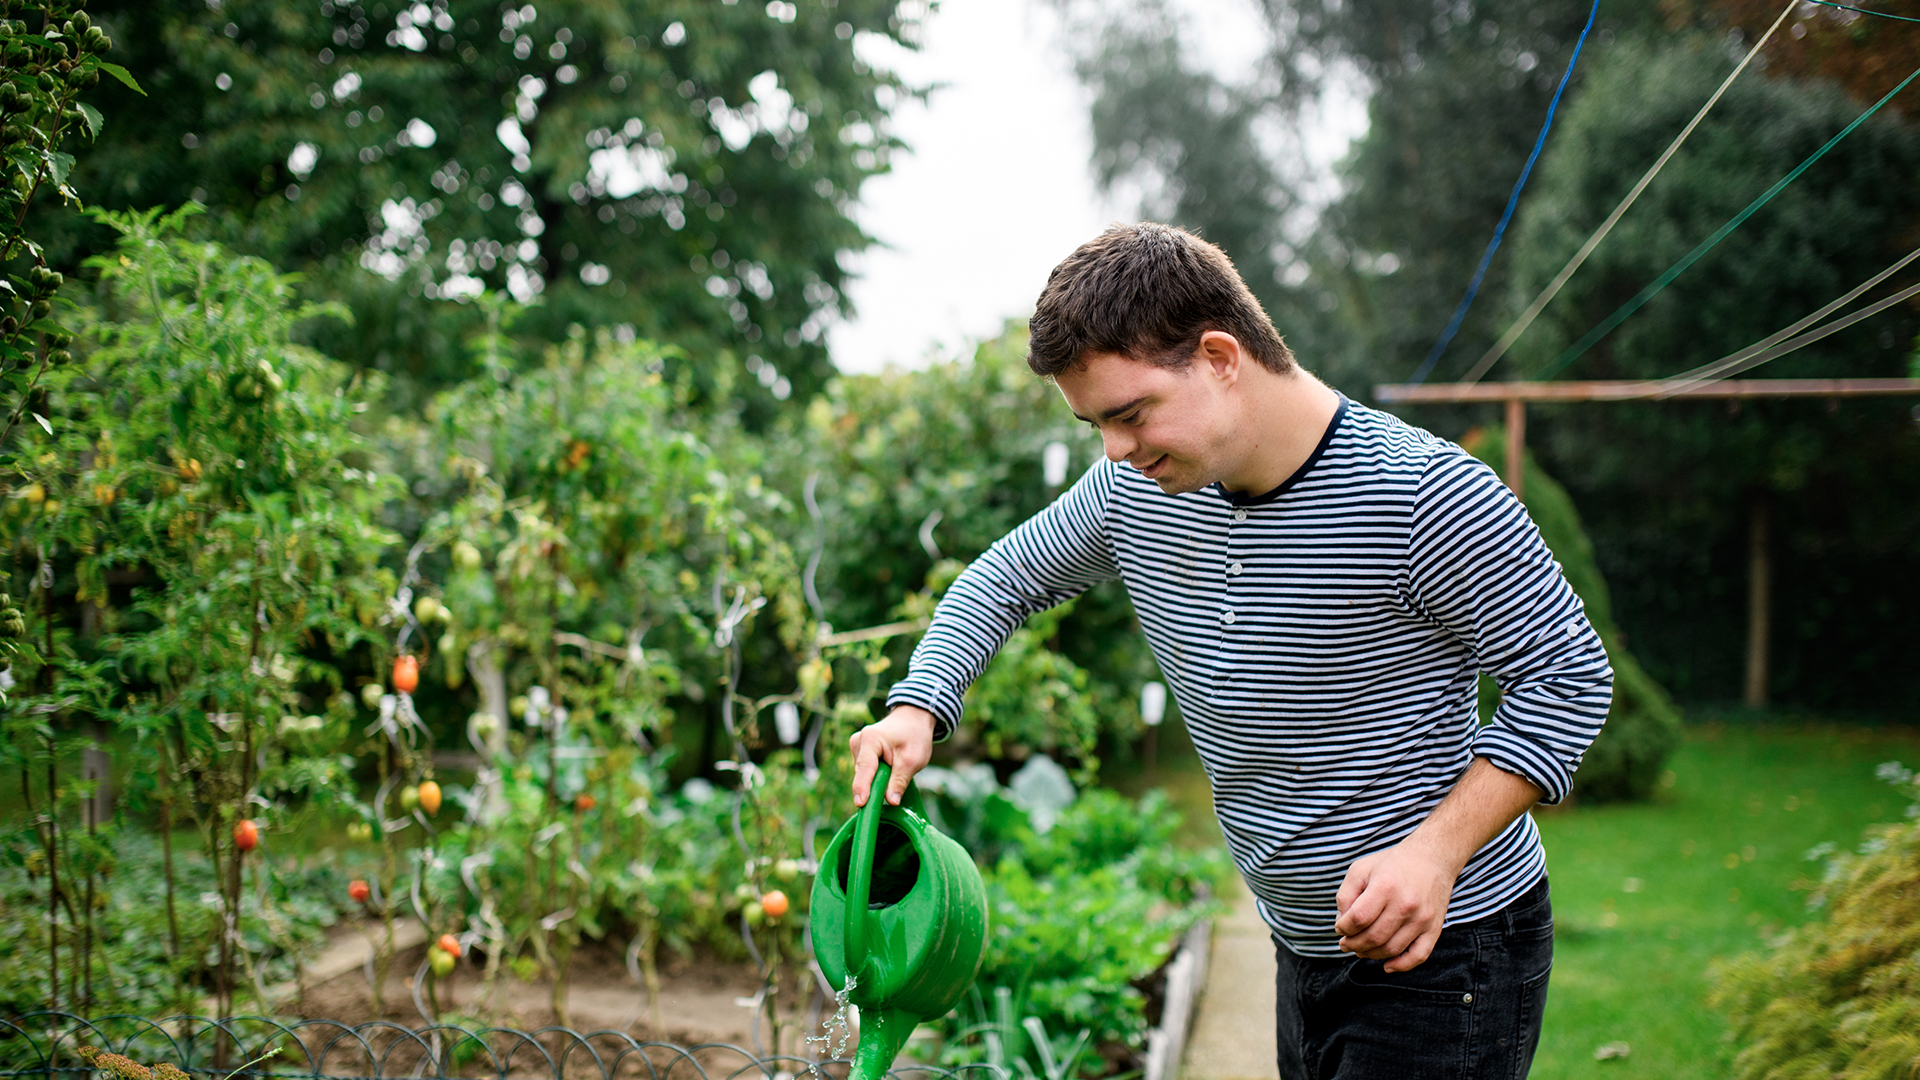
810, 762, 989, 1080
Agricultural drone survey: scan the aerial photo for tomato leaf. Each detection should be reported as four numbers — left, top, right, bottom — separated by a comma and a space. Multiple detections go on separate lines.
76, 103, 103, 140
94, 62, 147, 95
32, 412, 51, 435
44, 151, 74, 188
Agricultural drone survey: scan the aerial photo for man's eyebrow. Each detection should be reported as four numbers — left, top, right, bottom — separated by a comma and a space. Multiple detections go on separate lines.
1071, 395, 1152, 424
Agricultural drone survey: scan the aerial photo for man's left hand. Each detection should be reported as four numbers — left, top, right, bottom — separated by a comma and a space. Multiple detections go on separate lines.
1332, 842, 1459, 973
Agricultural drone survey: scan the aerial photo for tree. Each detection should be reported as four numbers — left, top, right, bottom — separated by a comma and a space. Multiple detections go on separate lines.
30, 0, 927, 411
1061, 2, 1920, 713
1501, 35, 1920, 707
1056, 0, 1670, 392
1700, 0, 1920, 120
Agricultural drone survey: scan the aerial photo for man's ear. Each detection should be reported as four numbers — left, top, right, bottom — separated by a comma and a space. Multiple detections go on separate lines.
1196, 330, 1244, 384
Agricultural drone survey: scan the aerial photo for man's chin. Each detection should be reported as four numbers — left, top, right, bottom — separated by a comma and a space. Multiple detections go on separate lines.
1150, 471, 1209, 495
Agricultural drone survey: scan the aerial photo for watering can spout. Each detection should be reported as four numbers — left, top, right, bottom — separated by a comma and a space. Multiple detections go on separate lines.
848, 1007, 915, 1080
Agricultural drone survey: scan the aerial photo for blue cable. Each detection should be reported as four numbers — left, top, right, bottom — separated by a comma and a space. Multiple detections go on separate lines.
1406, 0, 1602, 385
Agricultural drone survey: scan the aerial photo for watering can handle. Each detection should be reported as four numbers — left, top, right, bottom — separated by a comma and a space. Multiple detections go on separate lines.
844, 760, 892, 984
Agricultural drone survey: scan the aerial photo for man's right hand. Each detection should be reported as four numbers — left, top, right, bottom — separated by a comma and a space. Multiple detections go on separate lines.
849, 705, 937, 807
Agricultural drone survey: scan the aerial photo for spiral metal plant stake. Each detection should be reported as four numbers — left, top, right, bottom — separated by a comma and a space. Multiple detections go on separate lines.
0, 1013, 1007, 1080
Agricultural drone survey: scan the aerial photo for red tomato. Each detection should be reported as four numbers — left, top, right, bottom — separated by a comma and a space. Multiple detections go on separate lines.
437, 933, 463, 957
349, 879, 371, 904
574, 793, 597, 813
392, 655, 420, 694
233, 819, 259, 853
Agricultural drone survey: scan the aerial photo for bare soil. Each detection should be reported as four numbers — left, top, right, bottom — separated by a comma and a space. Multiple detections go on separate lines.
290, 922, 833, 1055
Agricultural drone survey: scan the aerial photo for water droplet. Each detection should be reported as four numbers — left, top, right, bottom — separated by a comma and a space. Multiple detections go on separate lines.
808, 975, 858, 1060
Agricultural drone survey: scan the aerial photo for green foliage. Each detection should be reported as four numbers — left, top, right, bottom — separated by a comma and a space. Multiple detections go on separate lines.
37, 0, 926, 408
1059, 0, 1291, 317
0, 0, 138, 448
929, 780, 1229, 1071
1501, 34, 1920, 709
1055, 0, 1670, 388
1524, 722, 1920, 1077
961, 603, 1102, 777
1710, 764, 1920, 1080
1462, 425, 1680, 802
0, 828, 354, 1016
1062, 5, 1920, 715
2, 205, 392, 1012
0, 2, 1229, 1044
780, 327, 1158, 760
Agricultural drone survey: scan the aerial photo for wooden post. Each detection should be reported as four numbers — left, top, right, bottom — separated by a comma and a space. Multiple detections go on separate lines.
84, 720, 112, 829
1504, 398, 1526, 500
1744, 498, 1771, 709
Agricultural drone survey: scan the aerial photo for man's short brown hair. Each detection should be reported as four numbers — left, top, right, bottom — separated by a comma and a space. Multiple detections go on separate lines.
1027, 222, 1295, 378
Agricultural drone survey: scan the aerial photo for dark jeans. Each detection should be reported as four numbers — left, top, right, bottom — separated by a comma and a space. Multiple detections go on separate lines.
1273, 876, 1553, 1080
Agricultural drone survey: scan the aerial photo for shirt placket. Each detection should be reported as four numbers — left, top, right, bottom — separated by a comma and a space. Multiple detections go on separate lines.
1218, 504, 1248, 698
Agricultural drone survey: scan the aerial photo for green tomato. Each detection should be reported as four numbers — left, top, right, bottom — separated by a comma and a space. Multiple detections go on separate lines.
429, 948, 455, 977
452, 540, 482, 571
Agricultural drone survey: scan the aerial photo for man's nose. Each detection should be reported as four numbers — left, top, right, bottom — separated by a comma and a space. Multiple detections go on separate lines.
1099, 426, 1133, 463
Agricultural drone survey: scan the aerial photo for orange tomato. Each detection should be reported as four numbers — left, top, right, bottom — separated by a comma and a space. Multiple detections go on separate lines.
761, 890, 790, 920
392, 655, 420, 694
349, 879, 371, 904
233, 819, 259, 853
417, 779, 442, 815
574, 793, 597, 813
437, 933, 462, 957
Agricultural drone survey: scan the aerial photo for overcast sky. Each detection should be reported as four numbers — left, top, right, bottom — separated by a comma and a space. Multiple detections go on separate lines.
826, 0, 1281, 375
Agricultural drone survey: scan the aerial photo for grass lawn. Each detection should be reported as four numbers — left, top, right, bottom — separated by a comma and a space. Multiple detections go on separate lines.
1108, 715, 1920, 1078
1529, 717, 1920, 1078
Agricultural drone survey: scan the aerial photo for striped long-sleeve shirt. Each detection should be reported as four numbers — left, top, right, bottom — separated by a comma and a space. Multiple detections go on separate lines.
886, 396, 1613, 955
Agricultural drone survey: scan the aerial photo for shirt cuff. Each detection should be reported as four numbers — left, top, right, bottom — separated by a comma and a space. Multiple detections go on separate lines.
1471, 724, 1576, 805
885, 679, 961, 742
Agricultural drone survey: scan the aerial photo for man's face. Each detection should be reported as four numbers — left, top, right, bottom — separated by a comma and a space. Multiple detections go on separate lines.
1054, 347, 1238, 495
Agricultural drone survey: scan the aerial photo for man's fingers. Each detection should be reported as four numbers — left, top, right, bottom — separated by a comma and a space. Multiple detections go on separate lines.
1334, 865, 1368, 917
1333, 882, 1388, 940
1370, 920, 1425, 963
1339, 915, 1397, 956
1382, 929, 1441, 973
850, 729, 881, 807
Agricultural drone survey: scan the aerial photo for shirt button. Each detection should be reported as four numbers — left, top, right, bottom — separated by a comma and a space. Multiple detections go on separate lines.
1228, 561, 1243, 576
1232, 508, 1248, 522
1222, 611, 1236, 625
1461, 993, 1474, 1004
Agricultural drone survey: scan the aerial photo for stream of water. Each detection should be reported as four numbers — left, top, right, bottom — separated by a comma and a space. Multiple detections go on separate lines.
807, 975, 859, 1061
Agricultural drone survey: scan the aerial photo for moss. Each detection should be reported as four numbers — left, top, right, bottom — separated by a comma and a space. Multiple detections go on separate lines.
1461, 427, 1682, 802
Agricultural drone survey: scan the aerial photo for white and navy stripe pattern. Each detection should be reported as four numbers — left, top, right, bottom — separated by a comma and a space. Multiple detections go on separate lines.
888, 397, 1613, 955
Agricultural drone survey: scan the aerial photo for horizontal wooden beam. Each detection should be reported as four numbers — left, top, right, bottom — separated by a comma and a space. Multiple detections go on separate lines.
1374, 378, 1920, 404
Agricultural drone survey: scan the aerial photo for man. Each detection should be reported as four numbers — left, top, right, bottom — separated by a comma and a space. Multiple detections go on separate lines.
849, 223, 1611, 1078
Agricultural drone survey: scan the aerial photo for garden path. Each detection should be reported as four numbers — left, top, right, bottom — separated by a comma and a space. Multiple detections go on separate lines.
1182, 875, 1278, 1080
